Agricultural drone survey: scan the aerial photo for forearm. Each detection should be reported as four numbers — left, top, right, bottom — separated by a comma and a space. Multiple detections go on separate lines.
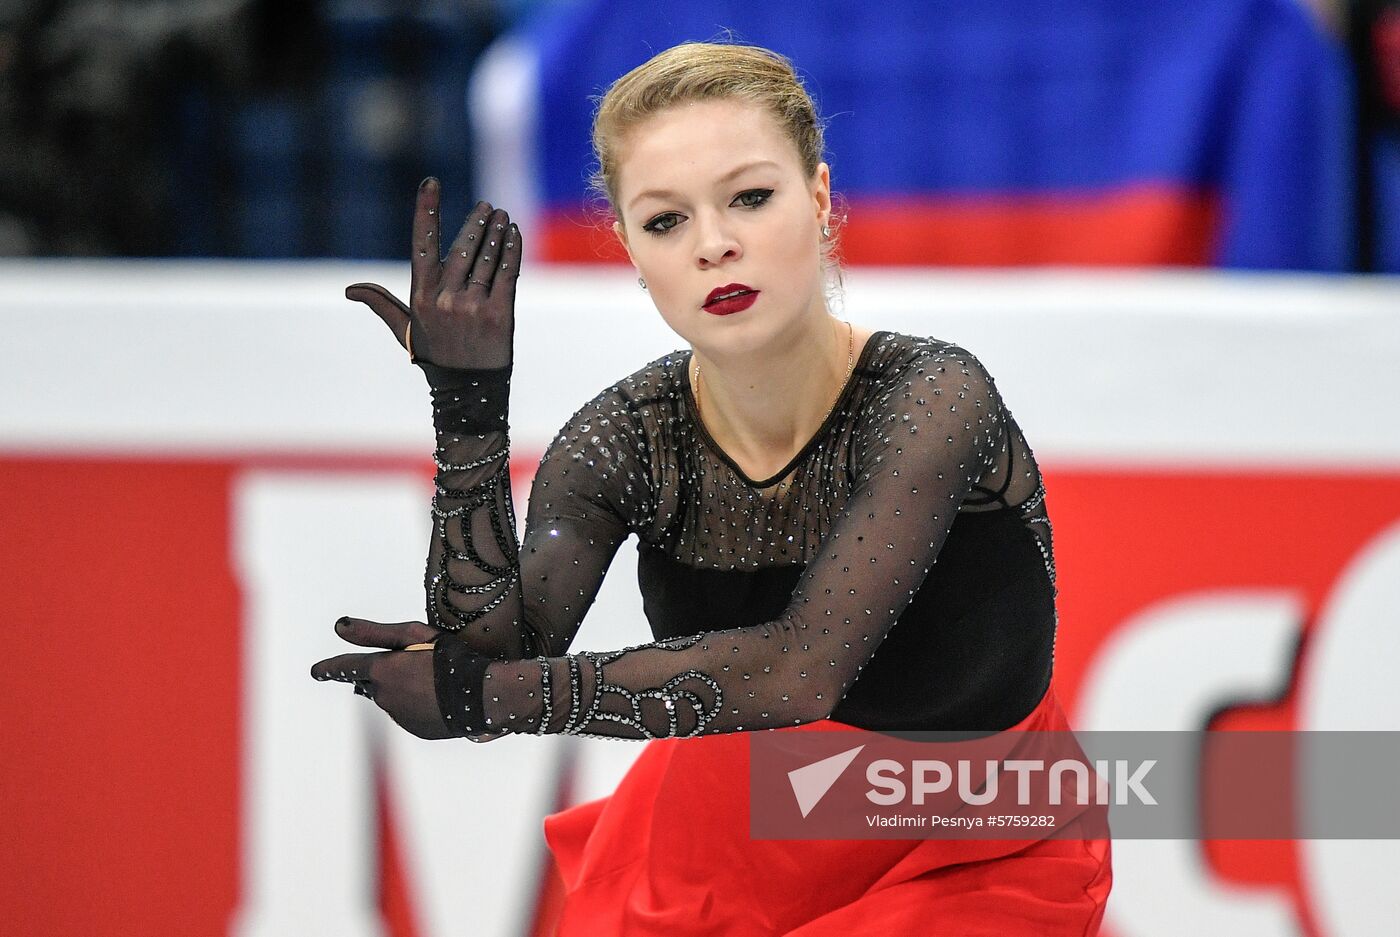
421, 361, 540, 659
490, 649, 718, 739
433, 622, 834, 740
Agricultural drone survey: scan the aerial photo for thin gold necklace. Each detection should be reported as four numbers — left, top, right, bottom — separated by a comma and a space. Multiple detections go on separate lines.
693, 320, 855, 492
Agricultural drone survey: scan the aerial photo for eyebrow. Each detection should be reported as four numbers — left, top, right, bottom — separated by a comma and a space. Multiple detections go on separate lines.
627, 159, 781, 210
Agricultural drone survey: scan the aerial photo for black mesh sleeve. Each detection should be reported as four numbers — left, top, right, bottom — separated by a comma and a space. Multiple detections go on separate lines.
419, 364, 649, 735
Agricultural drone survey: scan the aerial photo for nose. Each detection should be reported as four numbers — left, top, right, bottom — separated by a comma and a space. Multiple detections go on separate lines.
694, 212, 742, 268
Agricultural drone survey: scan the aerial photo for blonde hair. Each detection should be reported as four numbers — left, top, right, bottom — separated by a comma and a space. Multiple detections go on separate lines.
587, 37, 846, 304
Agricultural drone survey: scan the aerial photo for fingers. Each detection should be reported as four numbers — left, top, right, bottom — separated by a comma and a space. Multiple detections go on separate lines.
345, 183, 522, 366
442, 204, 507, 291
345, 282, 411, 348
411, 177, 443, 306
464, 209, 513, 298
310, 652, 376, 683
334, 616, 442, 649
495, 221, 522, 308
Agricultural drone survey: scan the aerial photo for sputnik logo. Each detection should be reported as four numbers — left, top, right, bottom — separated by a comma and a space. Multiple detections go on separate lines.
787, 744, 866, 818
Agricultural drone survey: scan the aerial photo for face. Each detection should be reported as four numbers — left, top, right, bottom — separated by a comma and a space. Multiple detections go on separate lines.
611, 97, 832, 351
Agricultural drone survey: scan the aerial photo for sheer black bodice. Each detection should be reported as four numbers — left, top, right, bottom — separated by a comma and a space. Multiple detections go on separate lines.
425, 330, 1058, 739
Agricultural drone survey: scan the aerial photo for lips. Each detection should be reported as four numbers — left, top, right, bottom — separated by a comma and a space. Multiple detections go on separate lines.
704, 283, 757, 307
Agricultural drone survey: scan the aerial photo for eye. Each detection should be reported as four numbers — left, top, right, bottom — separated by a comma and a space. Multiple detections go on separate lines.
640, 189, 776, 238
734, 188, 773, 208
642, 212, 681, 237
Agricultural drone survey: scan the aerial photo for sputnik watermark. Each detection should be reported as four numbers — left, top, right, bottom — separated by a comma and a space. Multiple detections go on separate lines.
753, 729, 1400, 840
786, 744, 1152, 819
865, 757, 1154, 807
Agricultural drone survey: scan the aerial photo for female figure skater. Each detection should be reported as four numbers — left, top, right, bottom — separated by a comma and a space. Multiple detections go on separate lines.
311, 40, 1111, 935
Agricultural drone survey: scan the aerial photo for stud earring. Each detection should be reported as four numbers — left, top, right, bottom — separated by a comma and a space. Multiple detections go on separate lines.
638, 276, 647, 291
821, 224, 831, 239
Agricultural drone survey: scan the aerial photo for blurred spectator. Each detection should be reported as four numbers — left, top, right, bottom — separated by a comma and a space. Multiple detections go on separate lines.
0, 1, 513, 258
0, 0, 307, 255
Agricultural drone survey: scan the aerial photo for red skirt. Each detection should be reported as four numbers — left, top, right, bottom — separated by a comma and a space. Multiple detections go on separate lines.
543, 679, 1112, 936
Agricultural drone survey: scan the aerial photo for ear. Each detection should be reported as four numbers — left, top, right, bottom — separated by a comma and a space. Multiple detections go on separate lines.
612, 219, 636, 266
811, 161, 832, 229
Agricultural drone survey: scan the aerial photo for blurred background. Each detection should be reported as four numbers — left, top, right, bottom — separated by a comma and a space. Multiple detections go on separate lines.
0, 0, 1396, 269
2, 2, 1399, 936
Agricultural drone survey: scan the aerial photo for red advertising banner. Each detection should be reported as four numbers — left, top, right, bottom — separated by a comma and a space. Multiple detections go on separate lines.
2, 265, 1396, 936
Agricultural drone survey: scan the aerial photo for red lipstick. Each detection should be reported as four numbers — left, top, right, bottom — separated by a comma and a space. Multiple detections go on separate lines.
703, 283, 759, 316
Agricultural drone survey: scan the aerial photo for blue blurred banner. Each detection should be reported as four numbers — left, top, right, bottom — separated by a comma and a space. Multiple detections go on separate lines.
511, 0, 1355, 270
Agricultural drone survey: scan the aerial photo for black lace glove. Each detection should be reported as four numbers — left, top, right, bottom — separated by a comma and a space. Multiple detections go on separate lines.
310, 179, 529, 739
310, 618, 505, 742
344, 177, 517, 372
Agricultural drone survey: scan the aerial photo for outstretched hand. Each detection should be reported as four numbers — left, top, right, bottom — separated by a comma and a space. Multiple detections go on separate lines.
309, 617, 505, 742
345, 179, 522, 370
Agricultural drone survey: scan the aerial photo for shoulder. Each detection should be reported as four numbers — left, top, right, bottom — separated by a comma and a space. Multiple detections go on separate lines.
533, 350, 692, 533
850, 331, 1008, 467
543, 347, 688, 466
860, 330, 1002, 395
614, 346, 692, 408
568, 347, 688, 417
